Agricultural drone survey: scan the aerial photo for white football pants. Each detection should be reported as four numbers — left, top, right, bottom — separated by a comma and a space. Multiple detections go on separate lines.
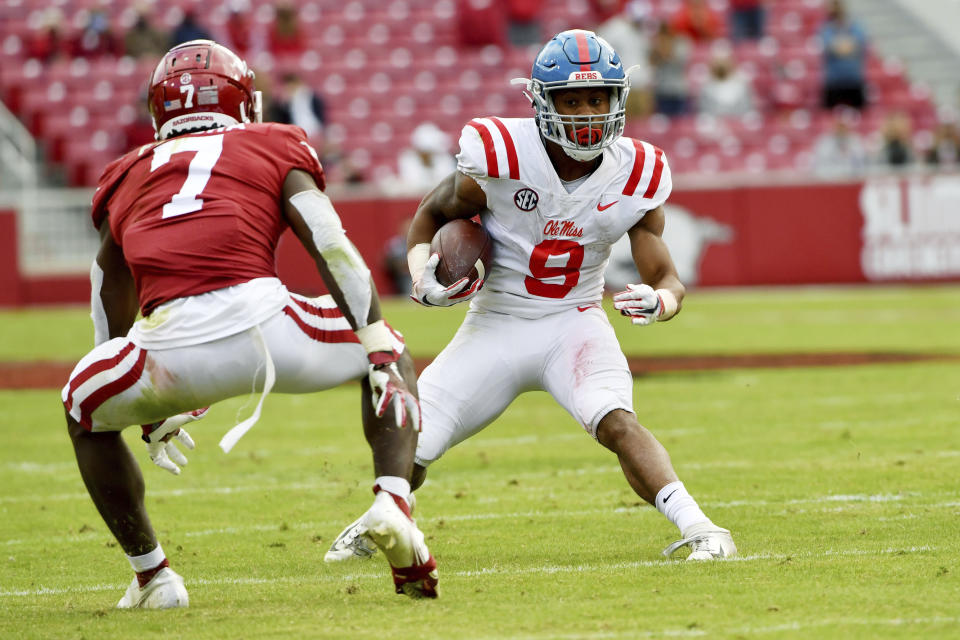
415, 305, 634, 466
62, 294, 398, 431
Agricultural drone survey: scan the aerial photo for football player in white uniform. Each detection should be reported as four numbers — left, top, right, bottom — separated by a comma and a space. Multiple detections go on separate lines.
328, 29, 736, 562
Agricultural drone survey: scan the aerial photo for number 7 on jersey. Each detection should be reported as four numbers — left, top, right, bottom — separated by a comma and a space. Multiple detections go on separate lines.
150, 134, 224, 219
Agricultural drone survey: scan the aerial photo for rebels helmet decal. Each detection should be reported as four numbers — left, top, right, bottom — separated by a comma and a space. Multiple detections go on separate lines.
511, 30, 635, 162
148, 40, 262, 140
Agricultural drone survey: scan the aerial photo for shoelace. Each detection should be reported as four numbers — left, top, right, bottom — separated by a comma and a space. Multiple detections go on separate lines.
690, 536, 716, 555
662, 532, 713, 557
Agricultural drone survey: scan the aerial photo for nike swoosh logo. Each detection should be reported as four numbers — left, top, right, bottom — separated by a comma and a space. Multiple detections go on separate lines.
577, 305, 596, 312
597, 200, 618, 211
662, 489, 678, 504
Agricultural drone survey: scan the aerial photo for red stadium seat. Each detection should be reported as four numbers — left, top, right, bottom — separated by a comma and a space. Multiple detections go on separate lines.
0, 0, 944, 183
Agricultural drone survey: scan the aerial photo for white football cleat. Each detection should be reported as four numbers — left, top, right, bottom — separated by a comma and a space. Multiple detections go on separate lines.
324, 493, 418, 563
361, 490, 437, 598
323, 514, 378, 563
116, 567, 189, 609
662, 523, 737, 561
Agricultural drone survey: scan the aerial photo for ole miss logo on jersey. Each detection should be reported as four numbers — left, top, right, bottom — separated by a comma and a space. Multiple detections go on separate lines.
514, 188, 539, 211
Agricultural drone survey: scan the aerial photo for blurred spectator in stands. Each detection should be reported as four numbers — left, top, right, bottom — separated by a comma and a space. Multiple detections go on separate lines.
122, 99, 157, 150
70, 9, 121, 58
875, 111, 914, 167
925, 116, 960, 167
170, 10, 212, 47
269, 3, 306, 57
270, 73, 326, 146
670, 0, 721, 44
224, 9, 252, 56
506, 0, 543, 46
457, 0, 507, 47
322, 142, 367, 184
597, 1, 654, 117
590, 0, 627, 24
811, 107, 867, 177
124, 12, 168, 59
819, 0, 868, 110
379, 123, 457, 196
25, 8, 66, 63
649, 22, 692, 117
728, 0, 766, 42
383, 219, 413, 296
222, 2, 266, 58
698, 46, 755, 118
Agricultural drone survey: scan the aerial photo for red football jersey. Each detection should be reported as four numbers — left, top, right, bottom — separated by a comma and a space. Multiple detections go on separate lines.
91, 123, 325, 315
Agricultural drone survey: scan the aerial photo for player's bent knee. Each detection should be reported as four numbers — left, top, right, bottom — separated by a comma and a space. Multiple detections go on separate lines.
66, 409, 89, 440
596, 409, 643, 449
411, 464, 428, 491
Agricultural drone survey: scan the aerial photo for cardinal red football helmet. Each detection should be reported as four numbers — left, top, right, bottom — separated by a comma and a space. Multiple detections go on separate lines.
148, 39, 262, 140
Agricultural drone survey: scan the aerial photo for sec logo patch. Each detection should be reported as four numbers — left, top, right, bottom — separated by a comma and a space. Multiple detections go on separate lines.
514, 188, 539, 211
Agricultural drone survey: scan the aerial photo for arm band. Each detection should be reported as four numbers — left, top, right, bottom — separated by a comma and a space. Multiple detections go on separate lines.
407, 243, 431, 283
656, 288, 679, 321
289, 189, 372, 328
355, 320, 393, 354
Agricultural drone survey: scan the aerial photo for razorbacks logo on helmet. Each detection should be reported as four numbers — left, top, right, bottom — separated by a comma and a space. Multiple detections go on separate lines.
148, 40, 262, 140
511, 30, 640, 162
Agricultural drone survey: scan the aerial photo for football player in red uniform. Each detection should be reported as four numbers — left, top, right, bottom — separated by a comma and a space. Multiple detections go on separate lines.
62, 40, 437, 607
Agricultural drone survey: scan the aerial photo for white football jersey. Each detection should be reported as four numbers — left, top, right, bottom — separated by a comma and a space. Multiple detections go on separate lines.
457, 117, 672, 319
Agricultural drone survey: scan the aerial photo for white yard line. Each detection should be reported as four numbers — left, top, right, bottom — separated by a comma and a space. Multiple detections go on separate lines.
0, 480, 346, 504
489, 616, 960, 639
0, 545, 937, 599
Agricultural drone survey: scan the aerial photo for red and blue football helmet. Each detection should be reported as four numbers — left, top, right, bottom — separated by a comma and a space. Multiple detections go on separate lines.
148, 40, 262, 140
514, 30, 633, 161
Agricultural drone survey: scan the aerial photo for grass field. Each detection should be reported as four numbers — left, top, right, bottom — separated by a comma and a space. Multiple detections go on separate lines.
1, 285, 958, 639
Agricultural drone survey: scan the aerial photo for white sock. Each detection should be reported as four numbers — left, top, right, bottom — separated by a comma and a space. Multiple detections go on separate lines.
375, 475, 411, 505
655, 481, 713, 535
127, 545, 165, 573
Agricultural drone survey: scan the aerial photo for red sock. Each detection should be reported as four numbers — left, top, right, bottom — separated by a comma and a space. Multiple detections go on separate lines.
136, 557, 169, 588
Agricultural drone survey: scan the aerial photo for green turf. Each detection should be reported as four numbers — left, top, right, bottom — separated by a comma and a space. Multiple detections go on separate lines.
2, 284, 959, 361
1, 286, 958, 638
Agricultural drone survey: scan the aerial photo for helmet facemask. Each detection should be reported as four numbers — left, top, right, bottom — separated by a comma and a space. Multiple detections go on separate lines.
513, 30, 636, 162
534, 82, 629, 161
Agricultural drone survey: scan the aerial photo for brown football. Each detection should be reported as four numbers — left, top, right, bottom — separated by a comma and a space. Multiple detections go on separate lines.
430, 219, 494, 288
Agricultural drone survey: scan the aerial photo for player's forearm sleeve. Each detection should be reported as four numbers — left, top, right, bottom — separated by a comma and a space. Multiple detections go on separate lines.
656, 288, 679, 321
289, 189, 372, 328
407, 243, 430, 282
90, 260, 109, 346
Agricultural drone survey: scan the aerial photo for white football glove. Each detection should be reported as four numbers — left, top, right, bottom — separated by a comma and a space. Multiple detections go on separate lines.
368, 362, 421, 430
410, 253, 483, 307
141, 408, 208, 475
613, 284, 665, 326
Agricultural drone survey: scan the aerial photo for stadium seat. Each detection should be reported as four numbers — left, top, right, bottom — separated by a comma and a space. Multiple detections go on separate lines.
0, 0, 943, 185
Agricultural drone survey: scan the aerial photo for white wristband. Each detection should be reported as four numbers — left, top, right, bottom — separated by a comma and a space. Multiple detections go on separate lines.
407, 243, 431, 283
355, 320, 393, 354
656, 289, 679, 321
